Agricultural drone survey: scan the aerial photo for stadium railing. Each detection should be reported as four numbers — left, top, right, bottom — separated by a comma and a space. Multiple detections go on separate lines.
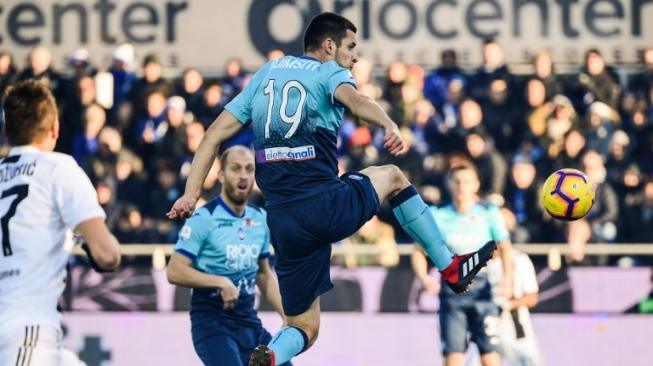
71, 243, 653, 258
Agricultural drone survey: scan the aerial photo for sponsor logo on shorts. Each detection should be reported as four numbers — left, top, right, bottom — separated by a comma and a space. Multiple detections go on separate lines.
348, 174, 363, 181
256, 145, 316, 163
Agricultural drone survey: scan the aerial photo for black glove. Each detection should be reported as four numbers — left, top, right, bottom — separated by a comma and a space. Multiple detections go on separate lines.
80, 243, 111, 273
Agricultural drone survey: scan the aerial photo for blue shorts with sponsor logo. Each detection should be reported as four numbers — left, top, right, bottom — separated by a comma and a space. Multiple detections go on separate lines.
266, 172, 380, 316
439, 276, 502, 355
191, 313, 292, 366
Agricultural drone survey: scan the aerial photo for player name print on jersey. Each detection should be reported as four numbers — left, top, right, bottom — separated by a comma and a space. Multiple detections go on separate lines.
0, 160, 36, 183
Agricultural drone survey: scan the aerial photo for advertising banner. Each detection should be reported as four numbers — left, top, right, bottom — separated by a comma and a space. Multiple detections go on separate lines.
0, 0, 651, 69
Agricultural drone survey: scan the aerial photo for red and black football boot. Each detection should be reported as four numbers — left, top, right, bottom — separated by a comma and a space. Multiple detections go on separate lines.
248, 345, 276, 366
440, 240, 497, 293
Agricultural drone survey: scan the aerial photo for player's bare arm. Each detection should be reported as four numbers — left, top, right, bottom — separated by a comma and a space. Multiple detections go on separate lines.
76, 217, 121, 271
497, 240, 513, 300
167, 252, 240, 310
411, 245, 440, 294
334, 83, 407, 156
167, 111, 243, 219
256, 258, 286, 322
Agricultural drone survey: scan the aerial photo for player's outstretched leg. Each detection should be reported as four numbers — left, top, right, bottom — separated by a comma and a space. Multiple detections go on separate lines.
361, 165, 497, 292
249, 298, 319, 366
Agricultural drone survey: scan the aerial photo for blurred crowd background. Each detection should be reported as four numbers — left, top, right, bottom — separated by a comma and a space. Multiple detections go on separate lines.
0, 40, 652, 267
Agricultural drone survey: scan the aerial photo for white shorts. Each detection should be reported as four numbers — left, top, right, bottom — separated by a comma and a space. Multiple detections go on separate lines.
0, 325, 85, 366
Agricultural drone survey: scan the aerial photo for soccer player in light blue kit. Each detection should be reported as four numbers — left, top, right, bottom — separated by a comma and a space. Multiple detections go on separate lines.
168, 13, 497, 366
412, 163, 513, 366
167, 146, 290, 366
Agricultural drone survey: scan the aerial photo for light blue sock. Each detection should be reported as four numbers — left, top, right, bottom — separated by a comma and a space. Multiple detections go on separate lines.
268, 326, 307, 365
390, 186, 453, 270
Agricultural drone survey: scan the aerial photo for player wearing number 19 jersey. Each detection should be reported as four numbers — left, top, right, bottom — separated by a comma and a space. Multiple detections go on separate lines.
169, 13, 497, 366
0, 81, 121, 366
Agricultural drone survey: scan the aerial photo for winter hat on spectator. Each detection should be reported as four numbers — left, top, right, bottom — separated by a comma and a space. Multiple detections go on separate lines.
552, 94, 572, 108
167, 96, 186, 111
112, 43, 134, 65
589, 101, 614, 120
68, 48, 89, 65
611, 129, 630, 147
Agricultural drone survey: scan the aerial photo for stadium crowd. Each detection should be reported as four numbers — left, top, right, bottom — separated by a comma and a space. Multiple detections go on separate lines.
0, 40, 651, 266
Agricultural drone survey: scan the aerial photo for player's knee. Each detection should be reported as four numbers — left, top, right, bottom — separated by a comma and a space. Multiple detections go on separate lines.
286, 318, 319, 345
383, 164, 410, 190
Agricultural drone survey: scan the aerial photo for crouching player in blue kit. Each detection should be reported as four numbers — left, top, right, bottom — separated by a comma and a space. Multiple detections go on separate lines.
167, 146, 290, 366
412, 163, 513, 366
168, 13, 497, 366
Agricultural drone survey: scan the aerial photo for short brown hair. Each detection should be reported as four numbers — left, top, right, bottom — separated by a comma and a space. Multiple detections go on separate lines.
447, 161, 479, 181
3, 80, 57, 146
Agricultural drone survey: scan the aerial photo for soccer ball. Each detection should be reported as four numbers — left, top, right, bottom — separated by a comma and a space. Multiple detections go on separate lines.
542, 168, 595, 221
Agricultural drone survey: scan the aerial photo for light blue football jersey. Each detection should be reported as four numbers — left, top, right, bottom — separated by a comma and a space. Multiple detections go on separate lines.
431, 202, 510, 255
225, 55, 356, 207
174, 196, 270, 298
433, 201, 510, 301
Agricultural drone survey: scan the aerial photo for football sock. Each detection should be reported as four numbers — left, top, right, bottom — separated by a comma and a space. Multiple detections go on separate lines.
268, 326, 308, 365
390, 186, 453, 270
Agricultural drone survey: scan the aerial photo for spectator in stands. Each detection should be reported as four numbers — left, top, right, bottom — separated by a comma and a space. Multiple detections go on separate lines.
423, 50, 466, 109
114, 205, 158, 244
178, 122, 206, 182
95, 178, 124, 232
437, 78, 466, 145
136, 90, 168, 165
469, 38, 512, 103
544, 96, 579, 161
626, 105, 653, 175
0, 51, 17, 96
128, 54, 171, 125
67, 48, 96, 77
58, 73, 99, 154
573, 49, 621, 110
481, 77, 519, 153
408, 99, 439, 156
629, 48, 653, 100
149, 159, 183, 241
176, 68, 204, 115
108, 43, 137, 126
222, 57, 248, 98
567, 150, 619, 264
503, 154, 547, 243
115, 149, 148, 209
614, 164, 645, 243
531, 50, 563, 99
444, 98, 487, 154
383, 61, 408, 124
605, 130, 631, 186
83, 126, 123, 182
195, 81, 225, 128
524, 78, 550, 142
17, 46, 63, 97
72, 103, 106, 164
157, 96, 190, 159
465, 131, 507, 199
553, 128, 587, 171
584, 101, 619, 155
